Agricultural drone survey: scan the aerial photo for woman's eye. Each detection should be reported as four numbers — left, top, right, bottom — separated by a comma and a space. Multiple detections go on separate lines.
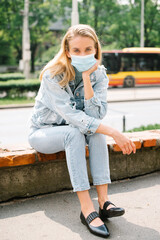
86, 49, 91, 52
74, 49, 79, 53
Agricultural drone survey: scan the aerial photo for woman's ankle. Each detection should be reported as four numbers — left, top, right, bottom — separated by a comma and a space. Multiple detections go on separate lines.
98, 197, 109, 209
77, 190, 95, 217
81, 204, 95, 218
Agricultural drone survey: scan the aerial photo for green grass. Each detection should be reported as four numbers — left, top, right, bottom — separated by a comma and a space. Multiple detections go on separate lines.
0, 97, 35, 105
127, 124, 160, 132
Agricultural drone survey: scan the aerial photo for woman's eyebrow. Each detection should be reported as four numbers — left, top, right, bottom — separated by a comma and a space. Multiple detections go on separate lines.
72, 46, 93, 50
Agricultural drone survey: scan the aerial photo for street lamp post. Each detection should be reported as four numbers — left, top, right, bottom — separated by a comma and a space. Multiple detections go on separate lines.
140, 0, 144, 47
71, 0, 79, 26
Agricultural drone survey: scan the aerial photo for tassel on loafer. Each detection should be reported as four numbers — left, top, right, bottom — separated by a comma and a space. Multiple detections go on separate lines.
99, 201, 125, 221
80, 211, 110, 238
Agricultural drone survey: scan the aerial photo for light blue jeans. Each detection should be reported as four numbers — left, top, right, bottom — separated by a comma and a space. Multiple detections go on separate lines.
28, 125, 111, 192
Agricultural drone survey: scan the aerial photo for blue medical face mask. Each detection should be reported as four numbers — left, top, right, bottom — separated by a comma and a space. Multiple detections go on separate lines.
70, 54, 97, 72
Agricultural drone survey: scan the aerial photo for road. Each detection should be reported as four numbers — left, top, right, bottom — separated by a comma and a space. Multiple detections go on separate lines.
0, 172, 160, 240
0, 87, 160, 147
103, 100, 160, 132
107, 85, 160, 102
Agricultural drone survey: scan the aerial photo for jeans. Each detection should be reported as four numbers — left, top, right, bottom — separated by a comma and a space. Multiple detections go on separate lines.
28, 125, 111, 192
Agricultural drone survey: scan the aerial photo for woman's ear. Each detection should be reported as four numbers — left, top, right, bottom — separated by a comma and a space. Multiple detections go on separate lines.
94, 48, 97, 58
66, 50, 71, 59
94, 44, 98, 58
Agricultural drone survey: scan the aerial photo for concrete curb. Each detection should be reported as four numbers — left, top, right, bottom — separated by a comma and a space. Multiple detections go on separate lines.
0, 130, 160, 202
1, 130, 160, 167
0, 103, 34, 109
1, 98, 160, 109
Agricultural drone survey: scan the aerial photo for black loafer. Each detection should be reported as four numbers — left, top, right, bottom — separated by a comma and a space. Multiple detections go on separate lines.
99, 201, 125, 221
80, 211, 110, 238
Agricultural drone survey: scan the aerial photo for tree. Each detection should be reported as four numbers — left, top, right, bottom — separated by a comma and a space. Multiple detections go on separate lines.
79, 0, 119, 45
78, 0, 160, 49
0, 0, 23, 65
104, 0, 160, 48
0, 0, 159, 70
144, 0, 160, 47
29, 0, 57, 72
0, 0, 59, 71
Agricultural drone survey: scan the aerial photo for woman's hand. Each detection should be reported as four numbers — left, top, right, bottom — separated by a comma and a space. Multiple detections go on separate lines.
82, 60, 100, 77
96, 123, 136, 155
82, 60, 100, 100
113, 131, 136, 155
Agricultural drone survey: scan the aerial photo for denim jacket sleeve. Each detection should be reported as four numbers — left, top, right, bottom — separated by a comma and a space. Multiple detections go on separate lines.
84, 65, 109, 119
40, 70, 101, 135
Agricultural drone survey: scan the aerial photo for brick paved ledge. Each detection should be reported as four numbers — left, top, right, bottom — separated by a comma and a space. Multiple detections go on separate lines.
0, 130, 160, 202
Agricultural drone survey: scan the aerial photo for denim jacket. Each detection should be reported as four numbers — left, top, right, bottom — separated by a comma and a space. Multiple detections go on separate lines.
29, 65, 109, 136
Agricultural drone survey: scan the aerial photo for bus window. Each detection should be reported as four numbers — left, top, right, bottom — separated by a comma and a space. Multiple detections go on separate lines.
102, 53, 120, 74
137, 54, 152, 71
120, 54, 137, 72
136, 54, 160, 71
153, 57, 160, 71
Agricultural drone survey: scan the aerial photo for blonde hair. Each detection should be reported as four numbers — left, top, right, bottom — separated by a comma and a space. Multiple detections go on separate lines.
40, 24, 102, 87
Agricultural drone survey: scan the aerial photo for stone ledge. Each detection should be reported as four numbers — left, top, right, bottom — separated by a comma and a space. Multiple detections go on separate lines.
0, 130, 160, 168
0, 150, 36, 167
0, 130, 160, 202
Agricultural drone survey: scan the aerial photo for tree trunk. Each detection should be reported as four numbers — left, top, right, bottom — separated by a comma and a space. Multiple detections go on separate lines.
31, 43, 38, 72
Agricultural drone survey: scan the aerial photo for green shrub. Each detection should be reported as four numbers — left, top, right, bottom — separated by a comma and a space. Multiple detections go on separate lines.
127, 124, 160, 132
0, 79, 40, 98
0, 73, 25, 81
0, 97, 35, 105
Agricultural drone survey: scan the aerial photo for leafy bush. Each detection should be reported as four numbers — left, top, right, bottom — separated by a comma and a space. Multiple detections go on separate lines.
0, 97, 35, 105
127, 124, 160, 132
0, 79, 40, 98
0, 73, 25, 81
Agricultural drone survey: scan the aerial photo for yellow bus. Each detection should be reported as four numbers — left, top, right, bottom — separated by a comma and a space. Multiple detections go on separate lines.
102, 47, 160, 87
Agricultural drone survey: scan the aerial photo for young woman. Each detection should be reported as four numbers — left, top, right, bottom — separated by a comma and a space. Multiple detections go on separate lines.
28, 24, 136, 238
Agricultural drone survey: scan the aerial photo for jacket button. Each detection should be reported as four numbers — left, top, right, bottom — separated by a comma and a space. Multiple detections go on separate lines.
76, 92, 79, 96
87, 130, 91, 134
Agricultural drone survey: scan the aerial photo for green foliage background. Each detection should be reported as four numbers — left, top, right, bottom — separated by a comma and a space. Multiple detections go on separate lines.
0, 0, 159, 71
127, 123, 160, 132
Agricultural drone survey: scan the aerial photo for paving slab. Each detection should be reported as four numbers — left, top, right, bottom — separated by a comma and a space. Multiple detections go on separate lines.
0, 172, 160, 240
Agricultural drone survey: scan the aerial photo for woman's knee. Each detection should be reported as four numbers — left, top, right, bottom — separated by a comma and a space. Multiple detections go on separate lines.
28, 130, 48, 152
87, 133, 106, 145
28, 132, 39, 149
64, 126, 85, 146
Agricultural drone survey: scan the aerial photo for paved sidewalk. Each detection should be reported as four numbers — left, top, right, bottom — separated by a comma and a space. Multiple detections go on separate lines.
1, 87, 160, 109
0, 172, 160, 240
